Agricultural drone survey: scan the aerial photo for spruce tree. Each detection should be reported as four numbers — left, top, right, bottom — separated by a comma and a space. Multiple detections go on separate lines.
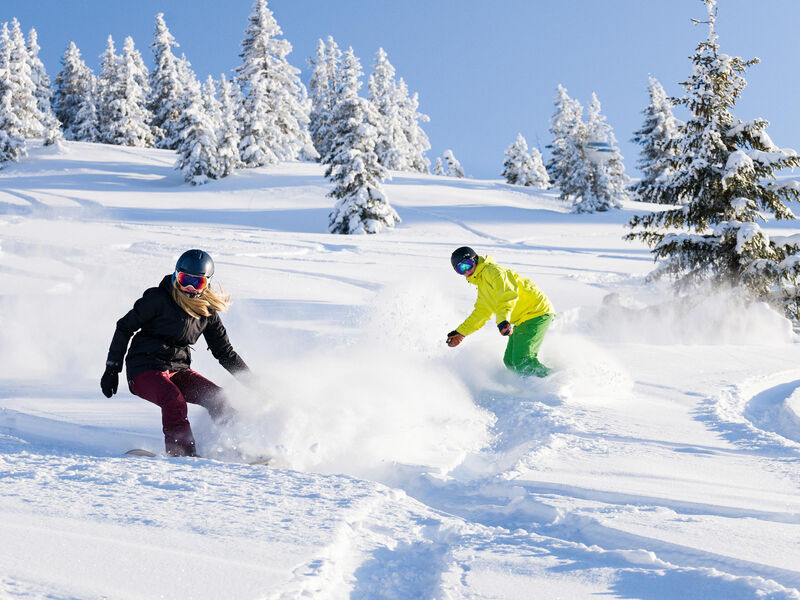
308, 36, 341, 161
215, 74, 242, 177
0, 24, 25, 165
5, 19, 50, 141
175, 75, 219, 185
96, 35, 120, 143
236, 0, 315, 164
105, 37, 153, 147
149, 14, 185, 149
53, 41, 95, 140
368, 48, 409, 171
397, 78, 431, 173
547, 84, 590, 202
72, 75, 101, 142
627, 0, 800, 319
503, 133, 530, 185
528, 147, 550, 188
443, 149, 465, 178
432, 157, 444, 176
502, 134, 550, 188
579, 93, 627, 212
327, 49, 399, 234
26, 28, 61, 145
630, 76, 683, 203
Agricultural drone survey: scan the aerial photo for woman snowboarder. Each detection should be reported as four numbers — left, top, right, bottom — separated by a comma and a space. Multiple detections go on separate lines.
446, 246, 555, 377
101, 249, 249, 457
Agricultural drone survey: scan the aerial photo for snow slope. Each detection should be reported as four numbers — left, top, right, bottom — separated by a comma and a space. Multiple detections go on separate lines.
1, 141, 800, 599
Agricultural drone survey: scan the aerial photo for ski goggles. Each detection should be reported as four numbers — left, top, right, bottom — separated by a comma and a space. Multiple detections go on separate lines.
175, 271, 209, 293
454, 258, 476, 274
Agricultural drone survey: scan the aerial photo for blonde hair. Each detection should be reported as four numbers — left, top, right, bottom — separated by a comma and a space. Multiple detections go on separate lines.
171, 279, 232, 319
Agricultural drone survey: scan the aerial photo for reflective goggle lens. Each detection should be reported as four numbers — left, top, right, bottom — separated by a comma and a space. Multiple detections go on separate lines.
456, 258, 475, 274
176, 271, 208, 291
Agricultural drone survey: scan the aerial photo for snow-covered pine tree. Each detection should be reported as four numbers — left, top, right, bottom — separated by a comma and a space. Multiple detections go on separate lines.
175, 74, 219, 185
630, 76, 683, 203
502, 133, 550, 188
104, 37, 154, 147
236, 0, 315, 164
368, 48, 409, 171
96, 35, 120, 143
72, 74, 100, 142
0, 24, 26, 165
202, 76, 221, 127
26, 28, 61, 145
627, 0, 800, 319
547, 84, 590, 203
148, 14, 186, 150
53, 41, 95, 140
308, 36, 342, 161
432, 157, 444, 175
503, 133, 530, 185
528, 147, 550, 188
238, 75, 279, 167
326, 48, 399, 234
5, 19, 49, 142
578, 93, 628, 212
396, 78, 431, 173
214, 73, 242, 177
443, 149, 465, 178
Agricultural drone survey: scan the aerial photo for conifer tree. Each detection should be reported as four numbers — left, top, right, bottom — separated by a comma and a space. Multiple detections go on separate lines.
53, 41, 95, 140
0, 24, 26, 165
368, 48, 409, 171
26, 28, 61, 144
579, 93, 628, 212
327, 49, 399, 234
215, 73, 242, 177
104, 37, 153, 147
397, 78, 431, 173
72, 75, 101, 142
5, 19, 53, 142
96, 35, 120, 142
502, 133, 548, 187
236, 0, 315, 164
308, 36, 342, 161
627, 0, 800, 319
547, 84, 590, 202
149, 14, 185, 149
630, 76, 683, 203
432, 157, 444, 176
175, 75, 219, 185
443, 149, 465, 178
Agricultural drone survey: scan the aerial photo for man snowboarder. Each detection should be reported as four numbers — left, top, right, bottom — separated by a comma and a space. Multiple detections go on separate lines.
446, 246, 555, 377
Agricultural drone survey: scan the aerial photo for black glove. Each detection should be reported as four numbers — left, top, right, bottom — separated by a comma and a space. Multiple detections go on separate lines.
498, 321, 513, 336
101, 363, 120, 398
446, 330, 464, 347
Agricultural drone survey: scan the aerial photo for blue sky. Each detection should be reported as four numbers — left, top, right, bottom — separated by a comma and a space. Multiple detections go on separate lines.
5, 0, 800, 179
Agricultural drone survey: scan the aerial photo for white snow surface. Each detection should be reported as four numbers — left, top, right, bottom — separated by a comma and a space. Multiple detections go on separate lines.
2, 141, 800, 599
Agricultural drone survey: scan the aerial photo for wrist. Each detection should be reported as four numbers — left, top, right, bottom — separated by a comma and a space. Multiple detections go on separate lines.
105, 360, 121, 373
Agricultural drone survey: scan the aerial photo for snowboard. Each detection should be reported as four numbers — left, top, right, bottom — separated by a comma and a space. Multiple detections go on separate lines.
124, 448, 272, 466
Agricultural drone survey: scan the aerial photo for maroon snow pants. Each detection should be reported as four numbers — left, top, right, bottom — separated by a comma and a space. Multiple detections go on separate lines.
129, 369, 231, 457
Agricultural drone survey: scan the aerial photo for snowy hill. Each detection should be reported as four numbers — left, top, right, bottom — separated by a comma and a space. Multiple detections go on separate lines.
2, 141, 800, 599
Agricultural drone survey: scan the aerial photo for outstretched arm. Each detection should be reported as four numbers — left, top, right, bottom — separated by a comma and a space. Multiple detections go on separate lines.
454, 292, 493, 337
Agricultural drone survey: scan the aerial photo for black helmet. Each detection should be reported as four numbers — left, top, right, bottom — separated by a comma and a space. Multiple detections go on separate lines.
450, 246, 478, 271
175, 249, 214, 278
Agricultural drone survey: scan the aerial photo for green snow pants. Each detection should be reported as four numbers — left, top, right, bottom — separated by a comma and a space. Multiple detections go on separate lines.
503, 313, 554, 377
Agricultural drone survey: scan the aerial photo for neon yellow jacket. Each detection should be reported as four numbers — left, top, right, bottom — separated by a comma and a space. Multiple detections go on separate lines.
456, 255, 554, 336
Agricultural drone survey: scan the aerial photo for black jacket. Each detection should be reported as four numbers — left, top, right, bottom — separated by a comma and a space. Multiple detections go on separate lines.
106, 275, 249, 380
